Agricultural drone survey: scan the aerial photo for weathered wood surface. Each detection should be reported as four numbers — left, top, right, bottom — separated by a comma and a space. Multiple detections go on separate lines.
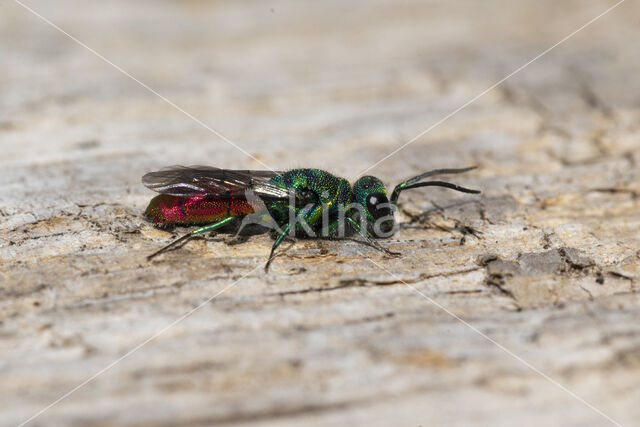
1, 1, 639, 426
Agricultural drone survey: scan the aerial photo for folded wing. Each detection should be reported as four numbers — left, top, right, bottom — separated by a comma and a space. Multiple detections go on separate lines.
142, 166, 291, 199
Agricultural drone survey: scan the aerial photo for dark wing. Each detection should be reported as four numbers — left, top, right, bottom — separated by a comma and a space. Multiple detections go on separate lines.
142, 166, 292, 199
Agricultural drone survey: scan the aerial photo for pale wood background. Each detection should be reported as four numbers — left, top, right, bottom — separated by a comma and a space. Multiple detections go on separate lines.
1, 1, 639, 426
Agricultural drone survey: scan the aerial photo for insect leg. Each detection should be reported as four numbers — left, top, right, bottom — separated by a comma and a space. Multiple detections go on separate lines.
147, 216, 235, 260
346, 217, 400, 257
265, 223, 291, 272
265, 203, 319, 271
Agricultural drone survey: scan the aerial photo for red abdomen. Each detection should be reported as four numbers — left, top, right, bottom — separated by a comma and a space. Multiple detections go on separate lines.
145, 195, 254, 225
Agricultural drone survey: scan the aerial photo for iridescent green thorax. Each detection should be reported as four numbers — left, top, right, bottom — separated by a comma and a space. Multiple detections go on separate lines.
268, 168, 353, 232
352, 175, 387, 223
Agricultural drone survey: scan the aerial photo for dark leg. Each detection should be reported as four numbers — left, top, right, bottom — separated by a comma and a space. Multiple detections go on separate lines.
265, 224, 291, 272
265, 204, 319, 271
147, 216, 235, 260
346, 217, 400, 256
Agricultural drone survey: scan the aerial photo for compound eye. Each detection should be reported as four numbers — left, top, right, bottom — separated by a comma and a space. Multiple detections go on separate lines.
366, 192, 390, 219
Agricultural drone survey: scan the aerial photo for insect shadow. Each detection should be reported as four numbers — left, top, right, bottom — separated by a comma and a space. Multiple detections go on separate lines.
149, 217, 398, 260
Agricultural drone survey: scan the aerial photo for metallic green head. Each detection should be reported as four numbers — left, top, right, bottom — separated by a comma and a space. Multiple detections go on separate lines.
351, 167, 481, 237
351, 175, 395, 236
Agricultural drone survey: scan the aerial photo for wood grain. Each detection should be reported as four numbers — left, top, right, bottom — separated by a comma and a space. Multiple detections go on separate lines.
1, 1, 639, 426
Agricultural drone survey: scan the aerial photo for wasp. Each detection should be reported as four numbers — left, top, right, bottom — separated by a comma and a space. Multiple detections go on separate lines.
142, 166, 480, 270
